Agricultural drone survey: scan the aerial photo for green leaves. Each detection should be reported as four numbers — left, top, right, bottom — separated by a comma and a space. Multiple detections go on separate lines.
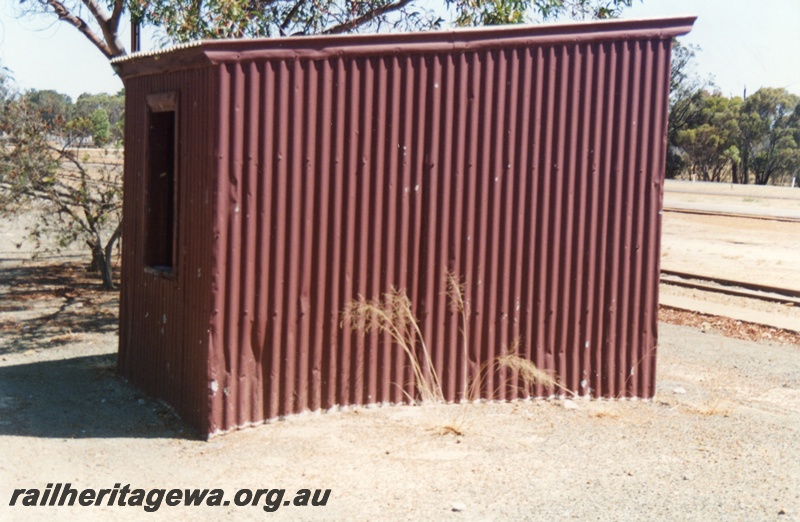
128, 0, 639, 44
739, 88, 800, 185
90, 108, 111, 146
669, 86, 800, 185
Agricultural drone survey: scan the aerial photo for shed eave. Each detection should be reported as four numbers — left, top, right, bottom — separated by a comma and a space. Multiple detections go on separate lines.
113, 16, 695, 77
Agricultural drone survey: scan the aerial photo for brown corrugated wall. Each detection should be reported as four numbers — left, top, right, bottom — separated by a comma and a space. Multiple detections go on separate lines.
205, 29, 681, 434
118, 68, 216, 431
115, 18, 694, 436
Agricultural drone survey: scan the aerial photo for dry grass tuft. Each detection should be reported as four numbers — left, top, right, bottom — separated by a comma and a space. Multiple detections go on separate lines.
496, 339, 574, 398
433, 423, 465, 437
445, 270, 470, 400
685, 400, 733, 417
46, 332, 82, 344
342, 287, 443, 404
342, 271, 580, 433
465, 338, 574, 402
585, 403, 622, 419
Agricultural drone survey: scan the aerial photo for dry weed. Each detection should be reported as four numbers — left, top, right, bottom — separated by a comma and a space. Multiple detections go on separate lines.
585, 403, 622, 419
46, 331, 81, 344
342, 271, 581, 434
495, 339, 575, 398
684, 400, 733, 417
445, 270, 470, 400
431, 423, 465, 437
341, 287, 443, 404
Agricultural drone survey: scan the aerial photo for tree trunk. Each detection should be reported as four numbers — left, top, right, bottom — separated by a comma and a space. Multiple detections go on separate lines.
89, 241, 104, 273
740, 143, 749, 184
101, 223, 122, 291
87, 225, 121, 290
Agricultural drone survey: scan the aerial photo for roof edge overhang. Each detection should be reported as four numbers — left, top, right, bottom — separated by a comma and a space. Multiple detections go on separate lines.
113, 16, 695, 80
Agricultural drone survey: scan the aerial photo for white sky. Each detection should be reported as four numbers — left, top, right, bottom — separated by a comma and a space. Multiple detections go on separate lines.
621, 0, 800, 98
0, 0, 798, 101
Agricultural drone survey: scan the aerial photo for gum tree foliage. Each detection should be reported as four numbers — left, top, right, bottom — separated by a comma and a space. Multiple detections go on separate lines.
738, 88, 800, 186
74, 91, 125, 143
675, 92, 741, 183
90, 107, 111, 146
667, 86, 800, 185
0, 78, 122, 290
666, 40, 800, 186
665, 40, 707, 179
20, 0, 639, 60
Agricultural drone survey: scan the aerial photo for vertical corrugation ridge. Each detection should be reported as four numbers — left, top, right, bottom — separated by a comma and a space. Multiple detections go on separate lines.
462, 51, 481, 395
645, 39, 673, 397
499, 48, 519, 400
574, 42, 594, 397
371, 56, 389, 404
473, 48, 493, 397
539, 45, 556, 396
509, 47, 533, 399
490, 49, 509, 401
594, 41, 614, 398
629, 40, 648, 397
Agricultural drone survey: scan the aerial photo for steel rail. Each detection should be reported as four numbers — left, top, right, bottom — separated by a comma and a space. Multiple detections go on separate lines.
664, 188, 800, 202
660, 269, 800, 306
662, 207, 800, 224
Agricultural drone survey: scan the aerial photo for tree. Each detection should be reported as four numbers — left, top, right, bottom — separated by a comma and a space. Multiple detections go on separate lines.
675, 91, 741, 183
450, 0, 636, 26
0, 81, 122, 289
90, 107, 111, 146
22, 89, 73, 126
20, 0, 640, 61
739, 88, 800, 186
665, 40, 707, 179
74, 91, 125, 143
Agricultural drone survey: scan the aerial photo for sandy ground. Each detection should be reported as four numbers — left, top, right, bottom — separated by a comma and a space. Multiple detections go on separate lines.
1, 182, 800, 520
662, 180, 800, 286
0, 315, 798, 520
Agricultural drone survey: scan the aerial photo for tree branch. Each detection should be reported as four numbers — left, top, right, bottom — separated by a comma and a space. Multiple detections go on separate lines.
109, 0, 124, 28
80, 0, 127, 56
323, 0, 413, 35
280, 0, 305, 36
44, 0, 114, 58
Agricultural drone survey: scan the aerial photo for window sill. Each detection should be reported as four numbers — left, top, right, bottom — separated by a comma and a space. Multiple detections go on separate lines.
144, 265, 176, 279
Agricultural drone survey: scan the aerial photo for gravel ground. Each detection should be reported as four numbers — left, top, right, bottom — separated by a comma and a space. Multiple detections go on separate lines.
1, 274, 799, 520
2, 184, 799, 521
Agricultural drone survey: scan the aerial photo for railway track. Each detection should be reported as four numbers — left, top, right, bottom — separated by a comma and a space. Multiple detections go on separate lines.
660, 269, 800, 307
662, 207, 800, 224
664, 188, 800, 202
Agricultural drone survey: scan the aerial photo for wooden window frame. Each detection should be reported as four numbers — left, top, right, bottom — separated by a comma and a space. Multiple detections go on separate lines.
143, 91, 179, 279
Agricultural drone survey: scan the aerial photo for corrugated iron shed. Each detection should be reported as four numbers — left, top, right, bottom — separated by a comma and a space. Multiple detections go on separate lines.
115, 17, 695, 437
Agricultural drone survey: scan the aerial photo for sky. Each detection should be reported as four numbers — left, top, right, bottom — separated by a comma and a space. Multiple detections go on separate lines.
0, 0, 798, 101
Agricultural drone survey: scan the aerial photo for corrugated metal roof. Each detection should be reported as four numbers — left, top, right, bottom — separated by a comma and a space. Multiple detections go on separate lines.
110, 40, 203, 63
113, 17, 695, 76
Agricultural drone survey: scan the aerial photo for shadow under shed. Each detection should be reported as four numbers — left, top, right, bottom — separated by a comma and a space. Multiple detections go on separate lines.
0, 353, 193, 439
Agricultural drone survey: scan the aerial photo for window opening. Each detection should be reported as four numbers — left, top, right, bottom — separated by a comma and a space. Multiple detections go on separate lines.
145, 93, 177, 274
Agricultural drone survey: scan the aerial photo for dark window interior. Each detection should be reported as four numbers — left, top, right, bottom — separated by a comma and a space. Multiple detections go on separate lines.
146, 109, 176, 272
